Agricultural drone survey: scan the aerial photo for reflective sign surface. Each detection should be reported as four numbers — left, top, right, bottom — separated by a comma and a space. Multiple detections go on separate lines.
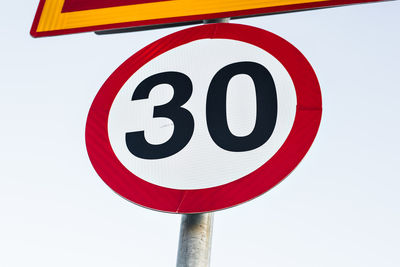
31, 0, 388, 37
85, 23, 322, 213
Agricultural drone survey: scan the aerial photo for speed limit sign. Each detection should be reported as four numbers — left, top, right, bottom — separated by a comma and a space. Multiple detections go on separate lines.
86, 23, 322, 213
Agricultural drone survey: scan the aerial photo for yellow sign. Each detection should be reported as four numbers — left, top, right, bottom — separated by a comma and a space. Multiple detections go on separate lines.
31, 0, 387, 37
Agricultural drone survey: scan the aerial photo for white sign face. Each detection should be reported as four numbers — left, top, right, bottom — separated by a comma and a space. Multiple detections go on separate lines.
86, 23, 322, 213
108, 39, 297, 189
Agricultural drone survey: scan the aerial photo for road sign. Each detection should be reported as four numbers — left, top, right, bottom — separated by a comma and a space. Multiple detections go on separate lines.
31, 0, 387, 37
85, 23, 322, 213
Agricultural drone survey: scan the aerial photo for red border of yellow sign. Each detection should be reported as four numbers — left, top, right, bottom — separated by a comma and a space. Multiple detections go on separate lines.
31, 0, 387, 37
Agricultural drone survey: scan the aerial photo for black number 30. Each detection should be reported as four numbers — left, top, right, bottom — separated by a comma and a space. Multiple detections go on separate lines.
125, 61, 277, 160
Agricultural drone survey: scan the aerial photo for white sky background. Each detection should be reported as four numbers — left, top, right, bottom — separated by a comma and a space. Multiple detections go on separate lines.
1, 1, 399, 266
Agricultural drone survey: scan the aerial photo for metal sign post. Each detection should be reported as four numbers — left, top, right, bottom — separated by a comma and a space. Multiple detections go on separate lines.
177, 213, 214, 267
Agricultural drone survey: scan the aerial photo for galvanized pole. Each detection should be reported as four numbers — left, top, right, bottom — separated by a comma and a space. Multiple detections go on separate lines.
176, 17, 229, 267
176, 213, 214, 267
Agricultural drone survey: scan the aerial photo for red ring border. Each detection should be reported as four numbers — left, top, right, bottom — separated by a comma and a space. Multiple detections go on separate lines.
85, 23, 322, 213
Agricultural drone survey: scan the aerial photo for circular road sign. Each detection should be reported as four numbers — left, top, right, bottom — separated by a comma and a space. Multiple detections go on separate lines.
86, 23, 322, 213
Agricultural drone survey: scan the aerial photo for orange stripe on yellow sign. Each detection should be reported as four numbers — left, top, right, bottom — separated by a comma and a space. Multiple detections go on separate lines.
31, 0, 388, 37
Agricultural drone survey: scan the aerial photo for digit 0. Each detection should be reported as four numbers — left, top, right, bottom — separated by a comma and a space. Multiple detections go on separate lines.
206, 61, 277, 152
